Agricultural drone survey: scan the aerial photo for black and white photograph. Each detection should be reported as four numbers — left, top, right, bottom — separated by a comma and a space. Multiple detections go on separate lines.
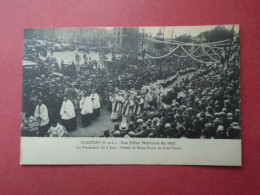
21, 25, 241, 139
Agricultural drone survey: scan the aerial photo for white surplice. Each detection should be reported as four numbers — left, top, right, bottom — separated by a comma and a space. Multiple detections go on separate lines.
34, 104, 49, 126
60, 100, 76, 120
80, 96, 93, 115
90, 93, 100, 109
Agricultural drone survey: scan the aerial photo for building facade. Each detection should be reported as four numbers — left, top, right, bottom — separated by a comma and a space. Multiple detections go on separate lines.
24, 28, 113, 47
113, 27, 140, 52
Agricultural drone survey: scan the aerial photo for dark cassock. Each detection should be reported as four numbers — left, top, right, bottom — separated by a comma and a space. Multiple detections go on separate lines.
90, 91, 101, 119
80, 95, 93, 127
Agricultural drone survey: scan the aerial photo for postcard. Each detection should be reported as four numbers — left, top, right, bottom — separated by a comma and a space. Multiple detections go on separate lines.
21, 25, 241, 166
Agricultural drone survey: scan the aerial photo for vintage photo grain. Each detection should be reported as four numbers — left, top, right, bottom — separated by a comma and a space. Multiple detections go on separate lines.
21, 25, 241, 165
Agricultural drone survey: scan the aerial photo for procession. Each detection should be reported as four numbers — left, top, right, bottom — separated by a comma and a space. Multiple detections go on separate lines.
21, 26, 241, 139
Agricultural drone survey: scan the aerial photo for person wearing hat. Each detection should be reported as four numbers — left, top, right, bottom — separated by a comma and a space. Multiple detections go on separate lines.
34, 99, 50, 137
146, 119, 152, 126
234, 109, 241, 123
202, 123, 214, 139
220, 112, 229, 130
216, 125, 227, 139
164, 123, 174, 138
127, 122, 136, 133
135, 123, 151, 138
60, 95, 77, 132
112, 130, 121, 137
227, 122, 241, 139
128, 131, 136, 137
119, 122, 128, 137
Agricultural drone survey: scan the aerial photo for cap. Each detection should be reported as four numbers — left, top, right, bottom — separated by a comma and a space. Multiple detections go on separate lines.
165, 123, 171, 128
119, 123, 128, 131
137, 119, 144, 123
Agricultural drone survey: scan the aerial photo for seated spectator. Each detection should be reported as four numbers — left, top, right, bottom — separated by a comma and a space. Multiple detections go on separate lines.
47, 121, 68, 137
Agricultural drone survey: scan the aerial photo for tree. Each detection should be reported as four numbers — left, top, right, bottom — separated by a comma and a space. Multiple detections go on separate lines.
198, 26, 234, 43
174, 34, 192, 43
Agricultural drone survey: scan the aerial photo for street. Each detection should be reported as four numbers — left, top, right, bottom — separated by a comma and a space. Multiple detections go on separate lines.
68, 69, 198, 137
49, 50, 112, 67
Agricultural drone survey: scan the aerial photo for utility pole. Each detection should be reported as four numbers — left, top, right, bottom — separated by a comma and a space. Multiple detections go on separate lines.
171, 27, 174, 50
226, 25, 235, 66
141, 28, 145, 52
163, 27, 165, 40
171, 27, 174, 40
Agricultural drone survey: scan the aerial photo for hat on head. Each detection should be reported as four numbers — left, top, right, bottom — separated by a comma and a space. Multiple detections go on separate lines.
205, 123, 212, 129
152, 117, 159, 123
165, 123, 171, 128
128, 131, 136, 137
219, 112, 226, 116
217, 125, 224, 132
128, 122, 135, 129
230, 122, 241, 130
235, 109, 240, 113
119, 123, 128, 131
148, 133, 155, 138
222, 108, 227, 112
137, 119, 144, 124
227, 113, 233, 117
113, 130, 121, 137
142, 123, 147, 130
146, 119, 152, 125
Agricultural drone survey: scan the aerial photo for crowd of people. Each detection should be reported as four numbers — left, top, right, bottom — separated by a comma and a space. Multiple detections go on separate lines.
104, 62, 241, 139
21, 40, 241, 139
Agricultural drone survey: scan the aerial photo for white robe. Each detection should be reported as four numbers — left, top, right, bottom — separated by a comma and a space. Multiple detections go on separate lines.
155, 87, 163, 106
110, 95, 123, 120
34, 104, 49, 126
80, 96, 93, 115
133, 97, 144, 115
48, 123, 68, 137
144, 93, 152, 109
90, 93, 100, 109
60, 100, 76, 120
122, 100, 131, 116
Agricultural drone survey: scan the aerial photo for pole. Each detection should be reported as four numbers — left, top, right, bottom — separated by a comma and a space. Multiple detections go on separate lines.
171, 27, 174, 50
163, 27, 165, 40
226, 25, 235, 66
141, 28, 145, 52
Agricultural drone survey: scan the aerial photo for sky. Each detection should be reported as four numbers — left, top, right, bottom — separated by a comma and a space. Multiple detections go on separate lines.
106, 25, 239, 38
140, 25, 239, 38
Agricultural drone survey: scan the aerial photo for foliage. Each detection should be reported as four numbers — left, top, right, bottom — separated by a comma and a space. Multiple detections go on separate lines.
198, 26, 234, 42
174, 34, 192, 43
